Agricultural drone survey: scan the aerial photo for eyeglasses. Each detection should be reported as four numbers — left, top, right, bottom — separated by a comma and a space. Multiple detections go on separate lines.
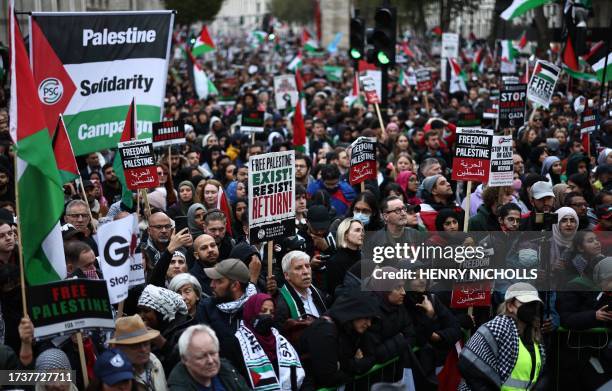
150, 224, 172, 230
385, 206, 408, 215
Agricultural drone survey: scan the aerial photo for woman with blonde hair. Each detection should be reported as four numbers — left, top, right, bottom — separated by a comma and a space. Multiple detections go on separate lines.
458, 282, 545, 390
327, 218, 364, 295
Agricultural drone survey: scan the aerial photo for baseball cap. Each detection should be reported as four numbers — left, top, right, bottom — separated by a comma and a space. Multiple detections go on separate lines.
504, 282, 543, 304
94, 349, 134, 386
530, 181, 554, 200
61, 223, 85, 241
204, 258, 250, 283
307, 205, 331, 231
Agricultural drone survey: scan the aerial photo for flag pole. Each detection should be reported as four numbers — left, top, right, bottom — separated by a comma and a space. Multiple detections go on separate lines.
463, 180, 472, 233
267, 241, 274, 282
76, 332, 89, 387
374, 103, 386, 137
167, 146, 172, 179
141, 189, 152, 218
13, 150, 28, 316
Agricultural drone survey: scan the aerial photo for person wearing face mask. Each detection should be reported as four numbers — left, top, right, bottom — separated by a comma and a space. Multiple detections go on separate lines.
327, 219, 364, 295
458, 283, 546, 391
235, 293, 305, 390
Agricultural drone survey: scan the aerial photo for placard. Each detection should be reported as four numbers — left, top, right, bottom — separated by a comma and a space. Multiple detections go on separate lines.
416, 69, 433, 92
580, 108, 597, 135
483, 89, 500, 119
360, 75, 380, 104
527, 60, 560, 108
118, 138, 159, 189
241, 110, 265, 133
457, 113, 481, 127
96, 213, 139, 303
349, 137, 377, 185
273, 74, 298, 110
129, 252, 145, 288
450, 281, 493, 309
152, 120, 185, 147
248, 151, 296, 243
451, 127, 493, 182
441, 33, 459, 59
488, 136, 514, 187
499, 83, 527, 129
28, 279, 115, 340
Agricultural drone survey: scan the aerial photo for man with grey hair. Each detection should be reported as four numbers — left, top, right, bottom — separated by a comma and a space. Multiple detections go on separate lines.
64, 199, 98, 254
168, 324, 249, 390
275, 250, 329, 346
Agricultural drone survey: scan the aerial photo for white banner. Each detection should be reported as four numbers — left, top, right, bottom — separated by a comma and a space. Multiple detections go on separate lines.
273, 74, 298, 110
96, 214, 138, 304
441, 33, 459, 59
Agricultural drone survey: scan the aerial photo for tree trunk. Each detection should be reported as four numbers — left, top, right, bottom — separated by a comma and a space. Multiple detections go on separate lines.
416, 0, 427, 36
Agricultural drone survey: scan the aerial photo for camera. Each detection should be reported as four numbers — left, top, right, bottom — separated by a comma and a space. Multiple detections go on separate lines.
535, 212, 558, 226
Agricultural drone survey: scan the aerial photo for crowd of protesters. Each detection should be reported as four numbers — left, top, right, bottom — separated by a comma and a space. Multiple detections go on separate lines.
0, 23, 611, 391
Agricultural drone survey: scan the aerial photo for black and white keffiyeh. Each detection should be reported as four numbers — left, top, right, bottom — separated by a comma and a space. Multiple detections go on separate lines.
138, 284, 188, 322
216, 283, 257, 314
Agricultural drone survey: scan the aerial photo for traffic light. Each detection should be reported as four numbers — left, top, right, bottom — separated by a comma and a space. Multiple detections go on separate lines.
349, 16, 365, 60
371, 6, 396, 66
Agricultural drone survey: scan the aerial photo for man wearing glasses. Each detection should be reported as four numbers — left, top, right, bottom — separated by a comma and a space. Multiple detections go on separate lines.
64, 199, 98, 254
144, 211, 177, 266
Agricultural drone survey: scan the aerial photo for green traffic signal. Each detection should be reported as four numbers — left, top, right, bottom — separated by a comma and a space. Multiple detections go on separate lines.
377, 51, 390, 65
350, 48, 362, 59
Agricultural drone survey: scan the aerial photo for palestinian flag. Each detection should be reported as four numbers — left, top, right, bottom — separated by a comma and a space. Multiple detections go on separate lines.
449, 58, 467, 93
346, 72, 366, 107
302, 29, 319, 52
216, 186, 233, 236
584, 41, 612, 83
431, 26, 443, 37
399, 68, 410, 87
501, 40, 518, 62
112, 99, 136, 209
287, 52, 303, 72
52, 115, 79, 184
9, 1, 66, 285
248, 363, 278, 390
472, 47, 486, 73
402, 41, 415, 58
191, 25, 215, 56
358, 60, 378, 72
501, 0, 551, 20
518, 31, 527, 49
186, 47, 218, 99
292, 70, 307, 152
252, 30, 268, 44
323, 65, 343, 82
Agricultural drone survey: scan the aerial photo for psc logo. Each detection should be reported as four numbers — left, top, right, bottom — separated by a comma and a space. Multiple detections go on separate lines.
38, 78, 63, 105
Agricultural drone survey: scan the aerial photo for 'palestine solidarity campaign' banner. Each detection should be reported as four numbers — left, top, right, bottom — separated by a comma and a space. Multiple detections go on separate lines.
30, 11, 174, 155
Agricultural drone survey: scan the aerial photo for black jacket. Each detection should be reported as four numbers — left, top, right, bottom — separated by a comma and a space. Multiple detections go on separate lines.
155, 314, 196, 374
168, 358, 250, 390
299, 291, 380, 388
327, 247, 361, 295
189, 261, 214, 297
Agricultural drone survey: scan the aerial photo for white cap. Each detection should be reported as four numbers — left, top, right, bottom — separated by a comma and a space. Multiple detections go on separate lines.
504, 282, 542, 304
530, 181, 554, 200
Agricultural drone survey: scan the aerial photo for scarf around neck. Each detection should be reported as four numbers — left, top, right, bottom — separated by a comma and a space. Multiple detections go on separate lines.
216, 283, 257, 314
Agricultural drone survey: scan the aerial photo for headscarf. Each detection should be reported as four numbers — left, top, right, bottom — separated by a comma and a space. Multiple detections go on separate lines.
597, 148, 612, 166
242, 293, 277, 360
137, 284, 188, 322
552, 207, 579, 249
177, 180, 195, 215
541, 156, 561, 176
35, 348, 72, 370
552, 184, 569, 210
396, 171, 415, 193
187, 203, 206, 238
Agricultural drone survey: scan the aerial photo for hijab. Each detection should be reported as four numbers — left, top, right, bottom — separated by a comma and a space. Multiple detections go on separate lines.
242, 293, 277, 361
177, 180, 195, 215
396, 171, 414, 193
552, 207, 578, 249
552, 184, 569, 210
187, 203, 206, 238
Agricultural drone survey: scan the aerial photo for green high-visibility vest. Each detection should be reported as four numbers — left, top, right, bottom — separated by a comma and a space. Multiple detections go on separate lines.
501, 338, 542, 390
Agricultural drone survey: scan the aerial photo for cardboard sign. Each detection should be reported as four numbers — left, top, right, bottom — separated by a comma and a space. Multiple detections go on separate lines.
118, 139, 159, 189
483, 89, 500, 119
152, 120, 185, 147
416, 69, 433, 92
360, 75, 380, 104
451, 128, 494, 182
28, 279, 115, 340
499, 83, 527, 129
273, 74, 298, 110
248, 151, 296, 243
241, 110, 265, 133
457, 113, 482, 127
96, 214, 139, 304
488, 136, 514, 187
450, 281, 493, 309
580, 108, 597, 135
129, 252, 145, 288
527, 60, 560, 108
349, 137, 377, 185
441, 33, 459, 59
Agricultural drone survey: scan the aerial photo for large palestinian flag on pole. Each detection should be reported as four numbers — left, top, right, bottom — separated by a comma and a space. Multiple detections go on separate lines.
29, 11, 174, 156
9, 1, 66, 285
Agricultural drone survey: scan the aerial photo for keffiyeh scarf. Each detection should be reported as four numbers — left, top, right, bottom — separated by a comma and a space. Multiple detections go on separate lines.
138, 284, 188, 322
216, 283, 257, 314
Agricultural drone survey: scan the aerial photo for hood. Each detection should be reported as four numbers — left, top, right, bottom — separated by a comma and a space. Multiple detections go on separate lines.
327, 291, 380, 324
229, 242, 259, 264
566, 153, 590, 177
598, 148, 612, 166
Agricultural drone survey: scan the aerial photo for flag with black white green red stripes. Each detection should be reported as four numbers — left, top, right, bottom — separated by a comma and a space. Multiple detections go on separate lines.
29, 11, 174, 156
527, 60, 560, 108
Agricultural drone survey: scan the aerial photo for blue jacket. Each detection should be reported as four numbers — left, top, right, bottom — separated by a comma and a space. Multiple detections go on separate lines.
307, 180, 356, 217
